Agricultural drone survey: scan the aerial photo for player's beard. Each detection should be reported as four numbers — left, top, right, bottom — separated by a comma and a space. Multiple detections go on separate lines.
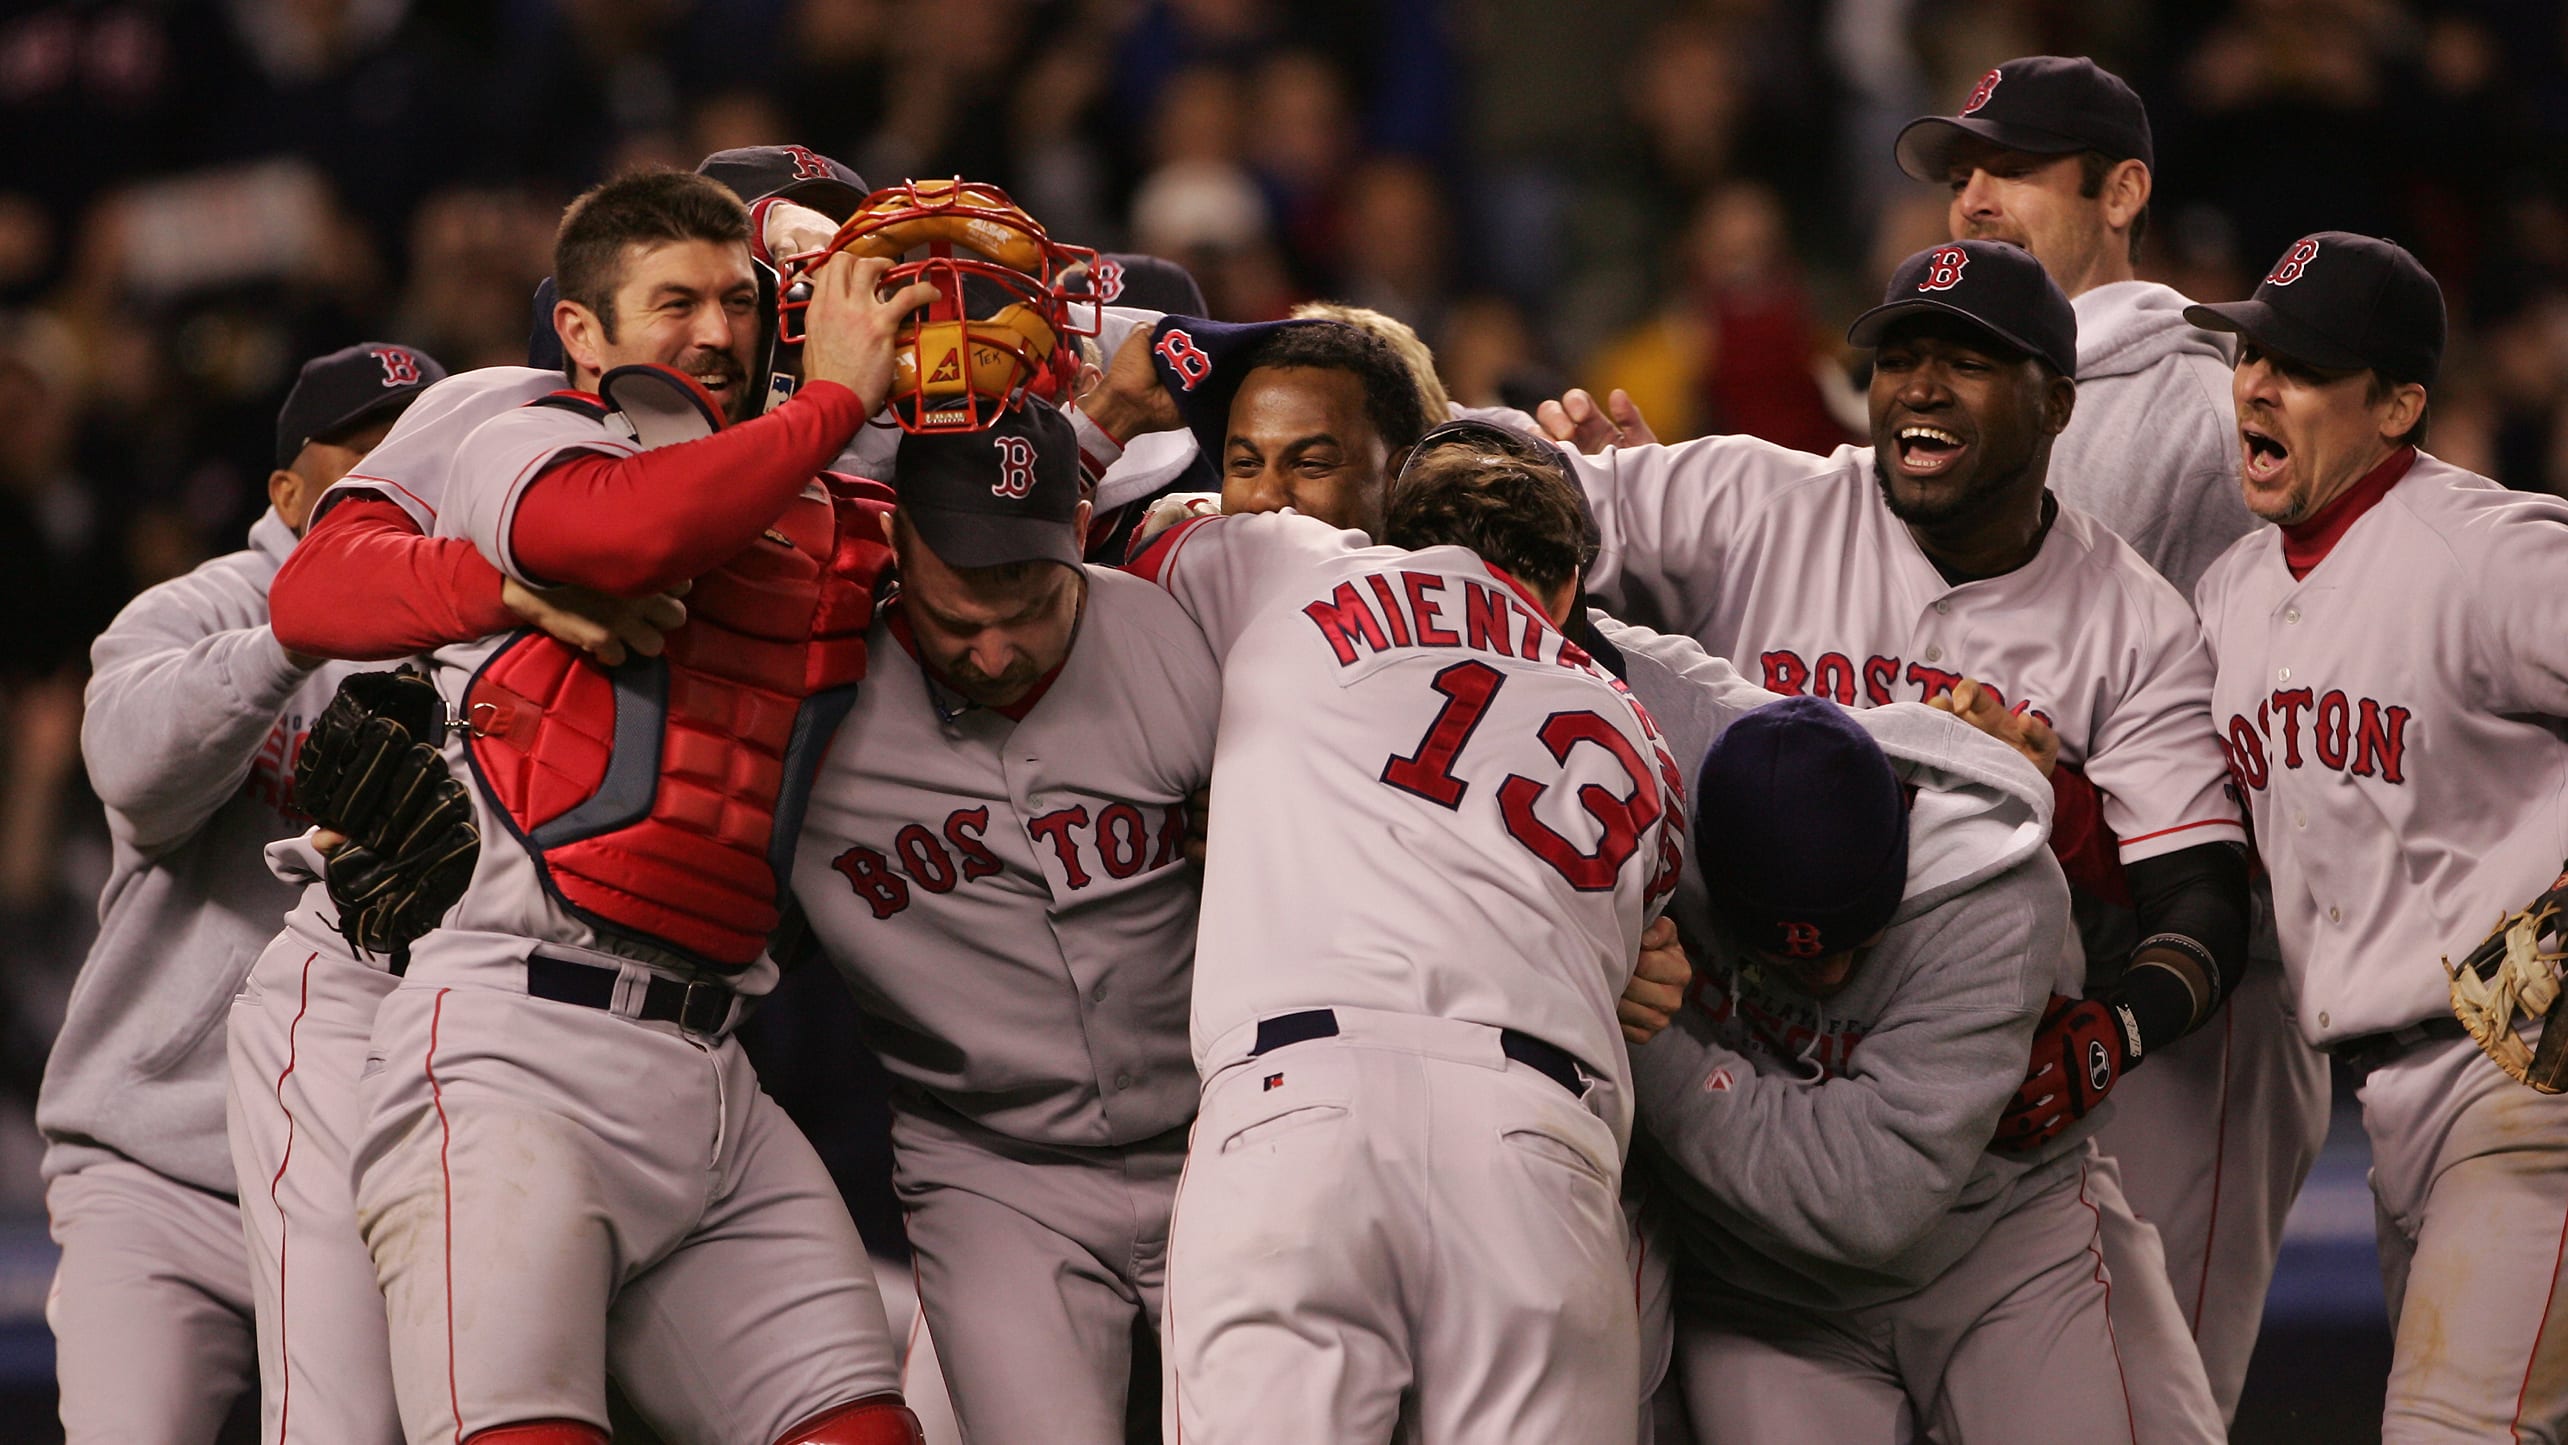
675, 344, 755, 425
1870, 446, 2033, 531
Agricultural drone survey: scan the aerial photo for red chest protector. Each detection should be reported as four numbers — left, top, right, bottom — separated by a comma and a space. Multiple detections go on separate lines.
460, 380, 893, 968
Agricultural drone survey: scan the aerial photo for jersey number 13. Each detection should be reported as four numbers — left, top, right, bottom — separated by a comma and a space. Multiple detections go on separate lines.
1380, 659, 1668, 893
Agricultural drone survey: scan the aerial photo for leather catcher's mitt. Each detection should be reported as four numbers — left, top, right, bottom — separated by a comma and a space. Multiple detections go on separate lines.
294, 668, 478, 958
2446, 863, 2568, 1092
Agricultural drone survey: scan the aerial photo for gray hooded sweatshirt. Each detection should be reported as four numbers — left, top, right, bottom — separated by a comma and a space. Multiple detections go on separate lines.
1611, 636, 2086, 1313
2047, 280, 2256, 598
37, 511, 353, 1195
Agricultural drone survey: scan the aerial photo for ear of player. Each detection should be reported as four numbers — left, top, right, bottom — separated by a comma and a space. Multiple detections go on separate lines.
778, 177, 1099, 434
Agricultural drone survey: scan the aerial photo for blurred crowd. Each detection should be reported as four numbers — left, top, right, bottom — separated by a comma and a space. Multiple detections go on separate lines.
1, 0, 2565, 1200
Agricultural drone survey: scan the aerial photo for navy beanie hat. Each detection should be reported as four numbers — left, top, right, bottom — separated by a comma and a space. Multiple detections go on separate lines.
1693, 696, 1910, 959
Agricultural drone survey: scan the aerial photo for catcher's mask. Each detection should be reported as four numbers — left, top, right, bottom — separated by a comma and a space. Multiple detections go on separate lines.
777, 178, 1098, 433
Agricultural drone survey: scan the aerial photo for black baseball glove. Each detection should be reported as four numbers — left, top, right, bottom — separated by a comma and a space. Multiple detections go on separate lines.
294, 668, 478, 958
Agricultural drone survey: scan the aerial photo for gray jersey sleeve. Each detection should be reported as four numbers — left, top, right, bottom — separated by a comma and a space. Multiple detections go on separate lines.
1572, 434, 1846, 636
82, 531, 315, 857
1629, 854, 2068, 1270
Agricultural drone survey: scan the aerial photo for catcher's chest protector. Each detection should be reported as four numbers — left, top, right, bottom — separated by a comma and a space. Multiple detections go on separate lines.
463, 485, 878, 967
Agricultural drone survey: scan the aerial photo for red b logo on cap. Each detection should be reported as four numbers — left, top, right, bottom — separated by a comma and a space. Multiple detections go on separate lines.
991, 435, 1036, 499
1962, 67, 2003, 115
1155, 328, 1213, 391
371, 347, 420, 385
1780, 921, 1824, 958
781, 145, 831, 181
1089, 257, 1127, 304
2266, 237, 2321, 287
1918, 246, 1970, 293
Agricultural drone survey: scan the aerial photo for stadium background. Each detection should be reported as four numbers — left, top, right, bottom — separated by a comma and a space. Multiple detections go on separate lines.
2, 0, 2564, 1438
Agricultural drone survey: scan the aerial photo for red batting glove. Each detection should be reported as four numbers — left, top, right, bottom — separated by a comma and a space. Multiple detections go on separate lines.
1992, 993, 2130, 1154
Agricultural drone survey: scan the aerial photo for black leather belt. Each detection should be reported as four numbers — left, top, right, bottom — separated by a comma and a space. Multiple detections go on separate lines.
1249, 1008, 1590, 1097
2328, 1016, 2467, 1077
526, 954, 739, 1036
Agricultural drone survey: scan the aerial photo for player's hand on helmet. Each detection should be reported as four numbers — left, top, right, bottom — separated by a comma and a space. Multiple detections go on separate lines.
1538, 387, 1659, 454
799, 252, 943, 415
1928, 677, 2060, 777
503, 578, 690, 667
1993, 993, 2131, 1153
1076, 326, 1184, 446
761, 200, 840, 277
1621, 916, 1692, 1045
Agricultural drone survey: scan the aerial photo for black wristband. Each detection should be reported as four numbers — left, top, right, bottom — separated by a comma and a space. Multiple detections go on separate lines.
2116, 957, 2202, 1061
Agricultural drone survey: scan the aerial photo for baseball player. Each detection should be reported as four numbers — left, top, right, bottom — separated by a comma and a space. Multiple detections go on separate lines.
38, 340, 443, 1444
788, 402, 1219, 1443
271, 168, 935, 1445
1133, 436, 1686, 1441
2187, 232, 2568, 1442
1566, 239, 2248, 1441
1896, 59, 2328, 1416
229, 144, 865, 1445
230, 360, 655, 1445
1642, 693, 2172, 1443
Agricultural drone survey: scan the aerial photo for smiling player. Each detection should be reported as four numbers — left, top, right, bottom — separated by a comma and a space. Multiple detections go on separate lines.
1562, 239, 2246, 1439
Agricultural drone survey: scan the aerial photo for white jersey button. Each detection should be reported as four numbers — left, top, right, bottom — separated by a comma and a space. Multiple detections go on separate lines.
2285, 607, 2301, 624
1933, 600, 1950, 614
1093, 983, 1111, 1003
2320, 1011, 2331, 1028
2277, 666, 2292, 682
1114, 1071, 1133, 1090
2296, 812, 2307, 828
2329, 906, 2342, 922
1925, 645, 1944, 663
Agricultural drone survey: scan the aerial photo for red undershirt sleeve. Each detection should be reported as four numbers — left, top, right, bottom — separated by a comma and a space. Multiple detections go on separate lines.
270, 499, 517, 661
510, 381, 867, 596
2047, 763, 2133, 907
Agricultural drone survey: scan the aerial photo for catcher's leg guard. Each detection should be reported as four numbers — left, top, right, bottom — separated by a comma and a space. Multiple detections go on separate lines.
463, 1421, 612, 1445
773, 1393, 927, 1445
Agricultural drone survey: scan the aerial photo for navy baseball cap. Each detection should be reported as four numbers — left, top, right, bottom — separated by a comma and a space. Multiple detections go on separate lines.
1848, 240, 2079, 376
695, 146, 869, 221
1693, 696, 1910, 961
895, 403, 1083, 569
1896, 56, 2153, 182
275, 342, 447, 469
2185, 233, 2446, 385
1148, 315, 1325, 464
1064, 253, 1208, 318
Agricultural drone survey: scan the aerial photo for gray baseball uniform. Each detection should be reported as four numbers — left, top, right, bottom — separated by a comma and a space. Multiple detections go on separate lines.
345, 385, 905, 1442
790, 564, 1220, 1443
2050, 278, 2330, 1418
225, 365, 558, 1445
39, 508, 359, 1443
2197, 447, 2568, 1442
1140, 510, 1684, 1444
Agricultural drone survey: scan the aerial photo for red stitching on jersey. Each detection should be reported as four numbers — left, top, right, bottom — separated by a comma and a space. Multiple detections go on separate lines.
899, 1287, 927, 1387
2189, 1005, 2236, 1331
2510, 1193, 2568, 1440
267, 952, 317, 1445
2077, 1159, 2141, 1444
428, 987, 462, 1445
2119, 817, 2240, 847
1165, 1110, 1203, 1444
